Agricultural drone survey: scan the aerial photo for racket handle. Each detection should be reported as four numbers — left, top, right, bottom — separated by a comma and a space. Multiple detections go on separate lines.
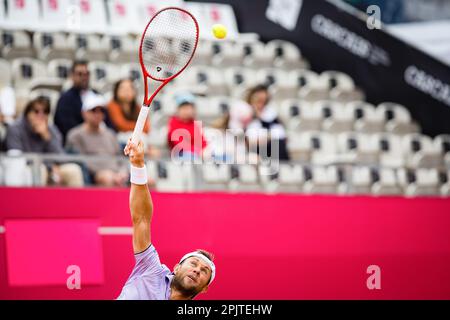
131, 105, 150, 145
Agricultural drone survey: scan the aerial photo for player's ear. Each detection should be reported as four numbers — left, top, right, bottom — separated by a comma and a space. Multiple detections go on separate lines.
200, 285, 208, 294
173, 263, 181, 274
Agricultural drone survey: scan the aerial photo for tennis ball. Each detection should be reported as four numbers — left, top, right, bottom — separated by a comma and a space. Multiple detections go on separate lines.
212, 24, 227, 39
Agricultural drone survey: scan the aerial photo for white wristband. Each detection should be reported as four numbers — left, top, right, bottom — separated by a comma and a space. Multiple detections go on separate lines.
130, 165, 147, 185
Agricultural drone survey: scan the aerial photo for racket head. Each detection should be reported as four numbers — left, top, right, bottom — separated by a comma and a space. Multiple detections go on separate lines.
139, 7, 199, 105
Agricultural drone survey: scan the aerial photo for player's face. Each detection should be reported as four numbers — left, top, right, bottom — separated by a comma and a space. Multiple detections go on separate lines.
174, 257, 211, 292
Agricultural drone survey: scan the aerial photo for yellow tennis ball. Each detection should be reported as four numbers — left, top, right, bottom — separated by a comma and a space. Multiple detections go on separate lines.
212, 24, 227, 39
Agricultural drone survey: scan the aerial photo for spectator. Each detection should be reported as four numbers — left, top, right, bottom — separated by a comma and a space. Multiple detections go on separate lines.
244, 85, 290, 161
107, 79, 150, 133
5, 97, 84, 186
54, 60, 90, 142
54, 60, 114, 143
66, 92, 128, 187
167, 92, 207, 161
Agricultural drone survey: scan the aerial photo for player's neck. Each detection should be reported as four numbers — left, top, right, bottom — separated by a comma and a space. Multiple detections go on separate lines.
169, 285, 192, 300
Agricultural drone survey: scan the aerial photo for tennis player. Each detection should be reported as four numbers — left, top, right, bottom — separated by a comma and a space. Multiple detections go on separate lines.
117, 139, 215, 300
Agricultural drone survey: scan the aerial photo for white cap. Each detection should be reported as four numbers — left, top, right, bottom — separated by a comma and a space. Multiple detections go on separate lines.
82, 91, 106, 112
179, 252, 216, 284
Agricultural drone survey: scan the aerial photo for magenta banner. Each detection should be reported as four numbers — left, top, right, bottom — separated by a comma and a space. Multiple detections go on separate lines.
0, 187, 449, 299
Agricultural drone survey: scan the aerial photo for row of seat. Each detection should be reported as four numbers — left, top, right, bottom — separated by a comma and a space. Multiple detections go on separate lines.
1, 156, 448, 196
149, 162, 450, 196
0, 57, 359, 98
286, 132, 450, 168
0, 30, 307, 68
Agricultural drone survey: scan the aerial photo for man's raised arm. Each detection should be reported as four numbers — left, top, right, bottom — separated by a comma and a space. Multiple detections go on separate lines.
124, 140, 153, 254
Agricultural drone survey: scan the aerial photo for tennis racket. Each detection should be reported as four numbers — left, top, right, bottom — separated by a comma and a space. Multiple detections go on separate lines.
131, 7, 199, 145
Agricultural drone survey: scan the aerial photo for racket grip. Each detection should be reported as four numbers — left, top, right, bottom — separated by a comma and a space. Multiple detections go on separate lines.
131, 105, 150, 145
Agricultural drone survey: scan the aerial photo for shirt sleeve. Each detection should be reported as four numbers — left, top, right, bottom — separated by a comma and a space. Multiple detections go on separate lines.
126, 245, 166, 282
5, 124, 24, 151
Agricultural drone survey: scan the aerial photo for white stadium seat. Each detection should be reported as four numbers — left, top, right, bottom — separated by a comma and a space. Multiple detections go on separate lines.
1, 30, 34, 60
67, 34, 108, 61
33, 32, 74, 61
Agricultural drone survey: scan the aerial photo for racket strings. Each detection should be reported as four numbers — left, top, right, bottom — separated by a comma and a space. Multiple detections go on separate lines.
141, 8, 198, 81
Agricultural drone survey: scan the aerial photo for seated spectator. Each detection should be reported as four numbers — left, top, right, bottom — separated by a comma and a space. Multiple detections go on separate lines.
66, 92, 128, 187
107, 79, 150, 133
167, 92, 207, 161
244, 85, 290, 162
54, 60, 113, 143
5, 96, 84, 186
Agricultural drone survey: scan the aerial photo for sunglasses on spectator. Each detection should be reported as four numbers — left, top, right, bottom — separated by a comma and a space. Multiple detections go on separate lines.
75, 71, 90, 76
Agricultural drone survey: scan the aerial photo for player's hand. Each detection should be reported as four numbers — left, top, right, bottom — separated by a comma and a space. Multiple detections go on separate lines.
124, 138, 145, 168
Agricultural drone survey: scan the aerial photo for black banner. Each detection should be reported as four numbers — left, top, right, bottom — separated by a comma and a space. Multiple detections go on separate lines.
1, 300, 449, 319
189, 0, 450, 137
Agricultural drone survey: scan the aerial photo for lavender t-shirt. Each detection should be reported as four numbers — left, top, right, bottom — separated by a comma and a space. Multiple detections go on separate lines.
117, 245, 174, 300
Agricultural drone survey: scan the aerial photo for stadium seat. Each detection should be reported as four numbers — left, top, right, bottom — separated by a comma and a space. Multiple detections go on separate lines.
242, 41, 274, 68
377, 102, 420, 135
288, 70, 329, 101
287, 131, 337, 165
199, 96, 233, 123
1, 30, 34, 60
434, 134, 450, 166
191, 39, 213, 66
319, 71, 355, 92
256, 68, 296, 100
47, 59, 72, 83
175, 65, 227, 95
347, 166, 373, 195
439, 170, 450, 196
223, 67, 257, 98
303, 166, 339, 194
88, 61, 120, 93
270, 163, 304, 193
33, 32, 74, 61
211, 41, 244, 67
67, 34, 108, 61
397, 168, 441, 196
314, 100, 354, 133
349, 101, 385, 133
401, 133, 442, 168
371, 167, 402, 195
320, 71, 364, 103
229, 164, 261, 191
1, 151, 33, 187
147, 161, 193, 192
0, 58, 12, 86
11, 58, 60, 92
201, 164, 231, 190
265, 40, 306, 69
279, 100, 321, 132
336, 132, 379, 164
376, 133, 405, 168
102, 35, 136, 63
